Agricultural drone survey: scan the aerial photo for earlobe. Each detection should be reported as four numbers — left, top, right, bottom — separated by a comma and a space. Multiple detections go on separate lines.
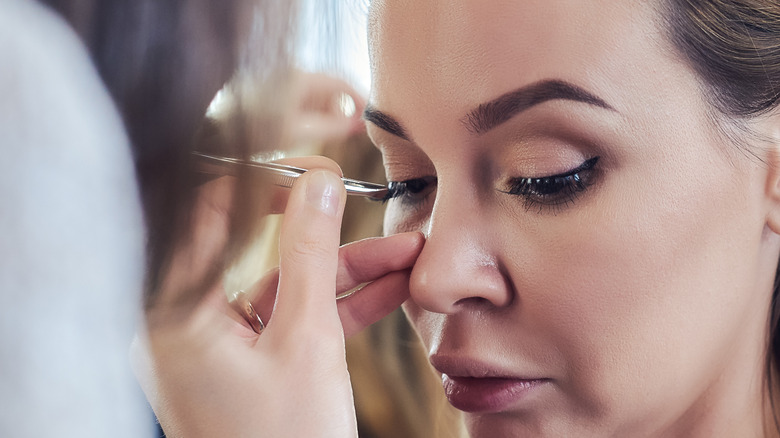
763, 114, 780, 235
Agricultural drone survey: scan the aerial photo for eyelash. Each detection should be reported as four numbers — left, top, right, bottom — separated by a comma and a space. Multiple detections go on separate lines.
505, 156, 599, 212
381, 176, 437, 205
381, 156, 600, 213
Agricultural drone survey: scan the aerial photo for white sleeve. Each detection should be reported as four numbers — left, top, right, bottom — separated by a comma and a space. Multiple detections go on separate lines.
0, 1, 153, 437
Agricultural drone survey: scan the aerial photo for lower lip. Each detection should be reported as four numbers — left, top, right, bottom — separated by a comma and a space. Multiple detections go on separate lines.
442, 375, 546, 413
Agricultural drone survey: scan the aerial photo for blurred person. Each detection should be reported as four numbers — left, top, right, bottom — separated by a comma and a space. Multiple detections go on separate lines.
19, 1, 422, 438
1, 0, 395, 436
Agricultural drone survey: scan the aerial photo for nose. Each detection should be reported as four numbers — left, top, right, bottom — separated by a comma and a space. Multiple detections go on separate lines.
408, 194, 513, 314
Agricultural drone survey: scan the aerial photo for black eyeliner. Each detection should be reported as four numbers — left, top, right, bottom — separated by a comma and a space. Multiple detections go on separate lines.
504, 156, 600, 211
511, 157, 599, 189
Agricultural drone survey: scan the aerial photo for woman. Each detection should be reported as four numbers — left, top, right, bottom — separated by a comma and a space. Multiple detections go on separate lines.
364, 0, 780, 436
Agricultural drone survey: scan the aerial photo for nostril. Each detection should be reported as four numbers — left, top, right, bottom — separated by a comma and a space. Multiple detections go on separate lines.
453, 296, 495, 308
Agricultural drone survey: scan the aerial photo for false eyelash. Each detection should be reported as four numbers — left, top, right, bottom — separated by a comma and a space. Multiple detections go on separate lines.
380, 176, 437, 204
505, 156, 600, 212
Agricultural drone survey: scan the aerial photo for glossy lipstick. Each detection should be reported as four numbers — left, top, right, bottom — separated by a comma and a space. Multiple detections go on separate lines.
442, 375, 545, 412
432, 355, 548, 413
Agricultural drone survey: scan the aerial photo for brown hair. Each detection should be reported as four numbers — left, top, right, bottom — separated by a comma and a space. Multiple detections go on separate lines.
664, 0, 780, 431
666, 0, 780, 118
40, 0, 297, 307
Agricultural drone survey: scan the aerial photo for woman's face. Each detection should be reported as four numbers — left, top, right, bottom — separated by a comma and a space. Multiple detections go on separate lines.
367, 0, 780, 436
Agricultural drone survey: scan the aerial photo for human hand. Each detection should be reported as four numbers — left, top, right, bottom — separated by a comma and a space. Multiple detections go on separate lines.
133, 157, 423, 438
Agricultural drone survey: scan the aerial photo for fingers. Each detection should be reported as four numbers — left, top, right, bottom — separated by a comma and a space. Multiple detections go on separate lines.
337, 269, 413, 338
274, 156, 343, 175
264, 156, 343, 214
272, 169, 347, 334
248, 232, 424, 332
334, 232, 424, 336
244, 268, 279, 333
197, 156, 343, 218
334, 232, 424, 293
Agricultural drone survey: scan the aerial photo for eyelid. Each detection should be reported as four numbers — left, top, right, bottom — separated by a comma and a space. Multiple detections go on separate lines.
383, 162, 436, 183
514, 156, 599, 181
373, 139, 435, 181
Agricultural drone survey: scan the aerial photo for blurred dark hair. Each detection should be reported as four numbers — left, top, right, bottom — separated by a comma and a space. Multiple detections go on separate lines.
39, 0, 297, 306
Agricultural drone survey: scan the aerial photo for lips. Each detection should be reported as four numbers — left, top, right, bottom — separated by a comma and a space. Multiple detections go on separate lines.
431, 355, 549, 413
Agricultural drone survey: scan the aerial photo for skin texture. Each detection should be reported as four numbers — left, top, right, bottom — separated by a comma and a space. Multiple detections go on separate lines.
367, 0, 780, 436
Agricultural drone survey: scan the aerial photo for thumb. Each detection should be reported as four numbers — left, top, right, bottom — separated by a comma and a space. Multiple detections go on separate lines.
270, 169, 347, 334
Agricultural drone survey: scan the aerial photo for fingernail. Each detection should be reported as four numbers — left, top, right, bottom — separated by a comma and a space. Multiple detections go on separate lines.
306, 170, 341, 216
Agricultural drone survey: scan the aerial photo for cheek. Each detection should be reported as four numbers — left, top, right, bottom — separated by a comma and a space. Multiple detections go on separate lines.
511, 158, 769, 418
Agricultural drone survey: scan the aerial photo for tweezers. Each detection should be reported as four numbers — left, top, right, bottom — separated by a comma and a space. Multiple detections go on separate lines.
192, 151, 389, 200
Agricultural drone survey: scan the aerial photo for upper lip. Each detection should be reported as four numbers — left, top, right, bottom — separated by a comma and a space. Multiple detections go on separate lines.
430, 354, 545, 380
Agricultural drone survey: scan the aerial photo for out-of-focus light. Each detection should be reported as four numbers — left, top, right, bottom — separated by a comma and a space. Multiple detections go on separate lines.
206, 87, 232, 118
337, 92, 356, 118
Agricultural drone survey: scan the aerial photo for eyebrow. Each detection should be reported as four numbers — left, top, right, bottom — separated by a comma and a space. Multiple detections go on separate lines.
363, 104, 410, 141
462, 80, 615, 134
363, 79, 614, 139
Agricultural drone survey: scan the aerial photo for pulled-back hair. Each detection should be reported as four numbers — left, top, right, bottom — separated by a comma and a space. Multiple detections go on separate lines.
667, 0, 780, 118
665, 0, 780, 431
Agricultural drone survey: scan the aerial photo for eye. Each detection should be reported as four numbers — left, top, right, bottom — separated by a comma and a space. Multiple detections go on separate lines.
381, 176, 437, 205
504, 156, 599, 213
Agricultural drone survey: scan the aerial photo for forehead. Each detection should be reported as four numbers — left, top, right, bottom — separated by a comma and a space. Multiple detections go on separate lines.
367, 0, 666, 126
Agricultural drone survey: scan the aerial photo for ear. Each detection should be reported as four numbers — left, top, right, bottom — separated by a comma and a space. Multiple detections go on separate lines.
763, 111, 780, 235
